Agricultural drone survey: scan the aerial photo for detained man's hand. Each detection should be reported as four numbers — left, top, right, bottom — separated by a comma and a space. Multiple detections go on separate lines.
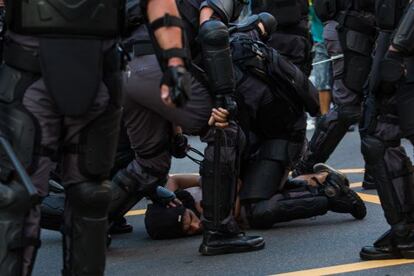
208, 108, 230, 128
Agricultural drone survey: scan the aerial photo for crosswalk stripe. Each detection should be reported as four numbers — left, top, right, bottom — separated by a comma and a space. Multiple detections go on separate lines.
357, 192, 381, 204
350, 182, 362, 188
273, 259, 414, 276
125, 209, 146, 216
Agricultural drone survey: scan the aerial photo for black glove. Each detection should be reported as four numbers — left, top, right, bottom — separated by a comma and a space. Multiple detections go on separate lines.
170, 133, 189, 159
379, 51, 406, 94
148, 186, 178, 206
161, 66, 191, 107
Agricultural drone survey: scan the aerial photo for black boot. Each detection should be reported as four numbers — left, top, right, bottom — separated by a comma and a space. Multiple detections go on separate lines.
109, 217, 133, 235
199, 217, 264, 256
199, 229, 265, 256
199, 125, 265, 256
316, 165, 366, 219
360, 230, 402, 260
394, 224, 414, 258
362, 172, 376, 190
360, 224, 414, 260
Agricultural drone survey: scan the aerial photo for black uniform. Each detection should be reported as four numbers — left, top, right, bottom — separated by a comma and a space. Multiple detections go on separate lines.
360, 0, 414, 260
292, 0, 377, 192
0, 0, 193, 274
252, 0, 313, 76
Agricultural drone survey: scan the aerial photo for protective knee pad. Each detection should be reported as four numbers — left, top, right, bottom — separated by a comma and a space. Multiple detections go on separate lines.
64, 181, 112, 276
247, 194, 329, 229
108, 169, 145, 222
337, 105, 361, 126
76, 107, 122, 178
240, 139, 294, 201
361, 135, 386, 164
108, 165, 168, 222
0, 65, 40, 176
392, 1, 414, 55
0, 181, 33, 276
361, 135, 406, 224
199, 19, 235, 96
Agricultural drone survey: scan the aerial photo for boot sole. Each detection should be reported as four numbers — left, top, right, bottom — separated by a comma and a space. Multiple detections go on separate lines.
199, 240, 265, 256
360, 251, 402, 261
349, 190, 367, 220
401, 250, 414, 259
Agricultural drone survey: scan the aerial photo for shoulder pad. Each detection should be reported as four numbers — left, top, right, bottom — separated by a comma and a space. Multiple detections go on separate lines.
205, 0, 234, 24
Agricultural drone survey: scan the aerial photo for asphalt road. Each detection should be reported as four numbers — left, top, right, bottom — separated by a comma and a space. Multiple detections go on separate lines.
33, 128, 414, 275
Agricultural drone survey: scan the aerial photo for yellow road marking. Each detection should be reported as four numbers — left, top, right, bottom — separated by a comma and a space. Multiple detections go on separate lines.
274, 259, 414, 276
357, 192, 380, 204
350, 182, 362, 188
338, 168, 364, 174
125, 209, 146, 216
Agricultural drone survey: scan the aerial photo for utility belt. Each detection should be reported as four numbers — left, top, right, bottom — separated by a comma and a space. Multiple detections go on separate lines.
6, 0, 125, 38
375, 0, 409, 31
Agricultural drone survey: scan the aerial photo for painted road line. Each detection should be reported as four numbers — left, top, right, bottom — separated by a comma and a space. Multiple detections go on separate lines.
339, 168, 364, 174
125, 209, 146, 216
357, 192, 380, 204
170, 168, 365, 178
350, 182, 362, 188
274, 259, 414, 276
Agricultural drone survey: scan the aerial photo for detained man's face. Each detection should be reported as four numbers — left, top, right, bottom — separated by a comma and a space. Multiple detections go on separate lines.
182, 209, 202, 235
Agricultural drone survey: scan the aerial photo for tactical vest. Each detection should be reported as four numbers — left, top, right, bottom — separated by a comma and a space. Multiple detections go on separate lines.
375, 0, 409, 31
314, 0, 375, 22
6, 0, 125, 37
252, 0, 308, 27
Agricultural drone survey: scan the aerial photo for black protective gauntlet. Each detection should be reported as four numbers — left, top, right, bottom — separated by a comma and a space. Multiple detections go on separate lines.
379, 51, 405, 94
161, 65, 191, 107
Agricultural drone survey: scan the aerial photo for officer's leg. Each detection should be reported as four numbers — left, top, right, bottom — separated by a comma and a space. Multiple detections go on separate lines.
360, 114, 414, 259
108, 82, 172, 224
398, 82, 414, 150
293, 21, 361, 176
0, 66, 64, 275
107, 52, 212, 230
61, 81, 120, 275
244, 163, 366, 229
199, 122, 265, 255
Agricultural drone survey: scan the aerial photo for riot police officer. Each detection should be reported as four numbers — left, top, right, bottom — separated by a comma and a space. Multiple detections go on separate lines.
106, 0, 266, 256
0, 0, 190, 275
251, 0, 313, 76
360, 0, 414, 260
292, 0, 377, 190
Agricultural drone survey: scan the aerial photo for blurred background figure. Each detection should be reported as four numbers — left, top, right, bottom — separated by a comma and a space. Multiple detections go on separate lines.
309, 0, 332, 117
